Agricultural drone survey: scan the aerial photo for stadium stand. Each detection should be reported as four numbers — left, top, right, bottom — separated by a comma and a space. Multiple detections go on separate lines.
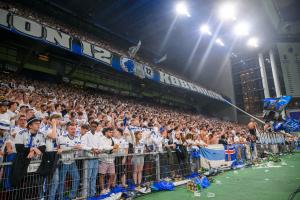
0, 2, 298, 200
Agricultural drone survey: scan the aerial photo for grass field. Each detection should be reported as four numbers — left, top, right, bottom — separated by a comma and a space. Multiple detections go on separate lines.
137, 152, 300, 200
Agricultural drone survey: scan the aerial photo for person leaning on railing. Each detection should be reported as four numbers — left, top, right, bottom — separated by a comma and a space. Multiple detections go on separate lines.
0, 98, 17, 191
113, 128, 129, 188
131, 130, 146, 190
81, 120, 101, 197
12, 116, 46, 198
0, 97, 11, 164
57, 122, 81, 200
38, 114, 61, 200
157, 127, 174, 180
98, 127, 119, 195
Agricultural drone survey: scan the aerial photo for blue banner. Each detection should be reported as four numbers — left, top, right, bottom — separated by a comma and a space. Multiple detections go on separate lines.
0, 8, 224, 102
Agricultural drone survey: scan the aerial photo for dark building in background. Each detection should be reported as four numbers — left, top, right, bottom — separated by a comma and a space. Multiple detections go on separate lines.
231, 0, 300, 119
231, 52, 277, 115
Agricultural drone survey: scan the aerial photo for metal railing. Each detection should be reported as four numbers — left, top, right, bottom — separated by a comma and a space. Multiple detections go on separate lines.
0, 143, 296, 200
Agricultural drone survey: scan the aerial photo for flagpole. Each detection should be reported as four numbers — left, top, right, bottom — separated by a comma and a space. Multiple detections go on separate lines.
223, 99, 265, 124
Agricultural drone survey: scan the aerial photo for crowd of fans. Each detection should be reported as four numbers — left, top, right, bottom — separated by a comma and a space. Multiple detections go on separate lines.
0, 3, 297, 199
0, 71, 263, 199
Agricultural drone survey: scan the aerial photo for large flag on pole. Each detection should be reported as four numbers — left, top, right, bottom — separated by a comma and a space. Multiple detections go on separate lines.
128, 40, 141, 58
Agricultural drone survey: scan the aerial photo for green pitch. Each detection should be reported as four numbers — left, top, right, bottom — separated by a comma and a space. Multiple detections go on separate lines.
137, 152, 300, 200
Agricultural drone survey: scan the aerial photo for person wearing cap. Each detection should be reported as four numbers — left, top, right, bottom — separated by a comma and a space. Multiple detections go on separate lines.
14, 116, 46, 158
12, 116, 46, 198
57, 122, 81, 200
81, 120, 101, 197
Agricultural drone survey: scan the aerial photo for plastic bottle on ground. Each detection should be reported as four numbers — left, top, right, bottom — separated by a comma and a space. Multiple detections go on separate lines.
207, 192, 215, 198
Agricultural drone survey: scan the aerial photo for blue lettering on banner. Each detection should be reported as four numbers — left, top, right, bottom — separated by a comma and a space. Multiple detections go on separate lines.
143, 65, 160, 82
0, 8, 225, 102
120, 56, 135, 74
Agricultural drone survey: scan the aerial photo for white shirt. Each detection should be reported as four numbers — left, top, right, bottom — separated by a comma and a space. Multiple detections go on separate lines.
76, 118, 86, 127
81, 131, 102, 157
35, 111, 48, 119
42, 126, 58, 152
0, 112, 11, 130
6, 126, 25, 154
98, 136, 114, 163
113, 137, 128, 155
134, 139, 146, 154
15, 129, 46, 161
58, 134, 81, 164
234, 136, 240, 143
95, 130, 103, 136
15, 129, 46, 148
6, 109, 17, 127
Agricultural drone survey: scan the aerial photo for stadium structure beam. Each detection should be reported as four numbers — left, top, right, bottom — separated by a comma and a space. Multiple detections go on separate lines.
258, 53, 270, 98
269, 49, 281, 97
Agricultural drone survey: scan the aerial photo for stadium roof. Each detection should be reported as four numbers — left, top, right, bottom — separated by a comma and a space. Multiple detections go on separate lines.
15, 0, 278, 88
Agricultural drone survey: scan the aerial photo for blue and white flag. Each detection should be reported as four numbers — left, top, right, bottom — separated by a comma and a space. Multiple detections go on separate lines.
198, 144, 229, 169
128, 40, 141, 58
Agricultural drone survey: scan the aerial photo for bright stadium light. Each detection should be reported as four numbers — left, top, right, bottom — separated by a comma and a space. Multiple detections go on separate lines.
247, 37, 259, 48
234, 22, 250, 36
218, 2, 237, 21
200, 24, 212, 35
216, 38, 225, 46
175, 1, 191, 17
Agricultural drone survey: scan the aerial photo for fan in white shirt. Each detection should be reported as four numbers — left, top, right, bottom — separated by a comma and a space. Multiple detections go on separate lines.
42, 115, 61, 152
57, 123, 81, 165
81, 121, 101, 197
113, 128, 129, 187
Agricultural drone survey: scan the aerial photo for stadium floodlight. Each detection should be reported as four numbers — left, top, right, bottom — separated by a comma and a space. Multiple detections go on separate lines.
218, 2, 237, 21
175, 1, 191, 17
234, 22, 250, 37
200, 24, 212, 35
247, 37, 259, 48
216, 38, 225, 46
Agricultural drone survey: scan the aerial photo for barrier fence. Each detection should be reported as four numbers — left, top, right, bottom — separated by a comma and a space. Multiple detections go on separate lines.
0, 143, 297, 200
